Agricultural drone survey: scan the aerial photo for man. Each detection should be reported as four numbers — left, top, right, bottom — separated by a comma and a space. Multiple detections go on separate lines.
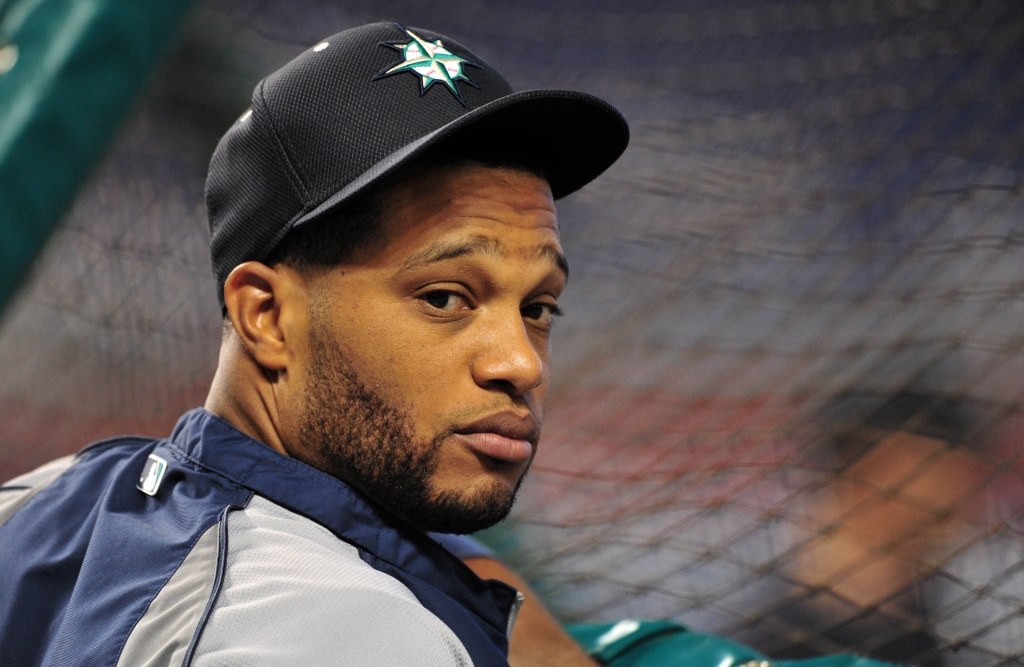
0, 22, 627, 667
781, 390, 992, 665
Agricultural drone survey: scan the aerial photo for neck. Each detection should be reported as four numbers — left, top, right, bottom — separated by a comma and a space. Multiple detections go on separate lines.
205, 334, 291, 457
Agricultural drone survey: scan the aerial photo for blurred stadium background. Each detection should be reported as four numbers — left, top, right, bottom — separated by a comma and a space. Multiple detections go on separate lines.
2, 1, 1024, 665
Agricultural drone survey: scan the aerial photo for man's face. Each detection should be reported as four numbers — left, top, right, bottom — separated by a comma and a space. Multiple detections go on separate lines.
291, 164, 565, 533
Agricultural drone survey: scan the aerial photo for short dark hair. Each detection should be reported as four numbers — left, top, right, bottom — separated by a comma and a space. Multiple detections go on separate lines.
822, 390, 983, 463
264, 189, 382, 272
265, 152, 547, 274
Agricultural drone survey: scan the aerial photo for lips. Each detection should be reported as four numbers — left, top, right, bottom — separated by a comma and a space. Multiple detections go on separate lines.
453, 412, 539, 465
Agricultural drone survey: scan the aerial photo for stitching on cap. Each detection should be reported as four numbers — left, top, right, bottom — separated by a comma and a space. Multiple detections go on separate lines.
255, 80, 312, 205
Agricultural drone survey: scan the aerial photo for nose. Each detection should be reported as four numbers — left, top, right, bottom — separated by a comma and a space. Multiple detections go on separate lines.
471, 308, 545, 397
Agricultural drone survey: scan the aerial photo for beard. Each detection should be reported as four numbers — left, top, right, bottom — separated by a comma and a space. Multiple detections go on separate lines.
299, 322, 525, 534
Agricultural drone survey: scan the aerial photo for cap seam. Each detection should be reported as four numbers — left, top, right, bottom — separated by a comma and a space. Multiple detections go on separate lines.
255, 80, 313, 206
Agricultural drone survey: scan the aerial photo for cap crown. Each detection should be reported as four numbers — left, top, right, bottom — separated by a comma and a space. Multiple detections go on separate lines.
206, 22, 512, 291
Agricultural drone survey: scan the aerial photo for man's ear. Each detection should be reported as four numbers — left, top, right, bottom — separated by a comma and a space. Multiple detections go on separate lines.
222, 262, 306, 372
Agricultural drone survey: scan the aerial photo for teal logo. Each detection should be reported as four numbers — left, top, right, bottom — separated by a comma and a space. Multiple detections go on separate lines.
137, 454, 168, 496
374, 26, 480, 106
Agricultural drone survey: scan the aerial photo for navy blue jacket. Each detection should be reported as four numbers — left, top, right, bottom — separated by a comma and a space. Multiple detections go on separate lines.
0, 408, 519, 666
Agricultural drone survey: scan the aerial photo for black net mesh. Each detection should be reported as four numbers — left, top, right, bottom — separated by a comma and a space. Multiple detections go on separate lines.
2, 1, 1024, 665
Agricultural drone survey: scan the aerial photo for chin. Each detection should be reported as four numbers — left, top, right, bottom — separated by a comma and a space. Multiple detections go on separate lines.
416, 476, 521, 535
479, 464, 528, 493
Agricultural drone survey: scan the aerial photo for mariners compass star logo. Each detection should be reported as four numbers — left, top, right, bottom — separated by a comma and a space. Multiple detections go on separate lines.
374, 26, 480, 106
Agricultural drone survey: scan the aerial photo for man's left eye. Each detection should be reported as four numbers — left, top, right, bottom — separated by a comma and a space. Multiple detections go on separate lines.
521, 303, 561, 323
422, 291, 468, 311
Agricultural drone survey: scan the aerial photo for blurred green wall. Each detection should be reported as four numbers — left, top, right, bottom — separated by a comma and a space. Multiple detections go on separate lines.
0, 0, 194, 312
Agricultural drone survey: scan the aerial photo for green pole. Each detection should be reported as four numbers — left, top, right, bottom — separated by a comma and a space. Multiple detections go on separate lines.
0, 0, 195, 312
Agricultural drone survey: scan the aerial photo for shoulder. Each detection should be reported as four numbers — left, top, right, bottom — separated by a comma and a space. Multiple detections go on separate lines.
0, 452, 81, 528
191, 495, 473, 667
0, 436, 157, 509
0, 436, 167, 532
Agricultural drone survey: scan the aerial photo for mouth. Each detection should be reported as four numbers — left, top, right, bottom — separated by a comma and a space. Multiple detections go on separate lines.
453, 411, 539, 465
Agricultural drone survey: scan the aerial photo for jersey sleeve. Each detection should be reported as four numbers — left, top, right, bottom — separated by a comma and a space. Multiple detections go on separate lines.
189, 495, 474, 667
191, 587, 472, 667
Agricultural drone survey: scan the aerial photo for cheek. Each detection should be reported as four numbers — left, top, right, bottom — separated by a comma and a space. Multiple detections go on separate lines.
400, 341, 473, 422
336, 300, 469, 415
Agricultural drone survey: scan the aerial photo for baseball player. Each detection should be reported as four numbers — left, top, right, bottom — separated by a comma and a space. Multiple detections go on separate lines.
0, 21, 627, 667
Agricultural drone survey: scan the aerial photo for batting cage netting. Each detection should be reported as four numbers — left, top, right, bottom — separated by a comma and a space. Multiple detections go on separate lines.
2, 1, 1024, 665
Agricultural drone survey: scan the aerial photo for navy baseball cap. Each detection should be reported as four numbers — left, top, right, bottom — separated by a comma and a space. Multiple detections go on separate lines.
206, 22, 629, 305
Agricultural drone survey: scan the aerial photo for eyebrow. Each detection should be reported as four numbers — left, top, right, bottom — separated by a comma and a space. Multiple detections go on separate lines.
401, 236, 569, 277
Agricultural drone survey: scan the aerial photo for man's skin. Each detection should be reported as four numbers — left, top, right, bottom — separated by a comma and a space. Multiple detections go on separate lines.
794, 429, 990, 607
204, 163, 597, 666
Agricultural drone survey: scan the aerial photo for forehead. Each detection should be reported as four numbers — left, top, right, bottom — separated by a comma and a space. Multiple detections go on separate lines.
374, 163, 561, 256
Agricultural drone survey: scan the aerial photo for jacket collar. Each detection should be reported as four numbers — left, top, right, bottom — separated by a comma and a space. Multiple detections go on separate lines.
167, 408, 518, 638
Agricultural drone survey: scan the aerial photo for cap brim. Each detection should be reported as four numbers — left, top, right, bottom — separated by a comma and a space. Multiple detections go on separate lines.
294, 89, 629, 228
